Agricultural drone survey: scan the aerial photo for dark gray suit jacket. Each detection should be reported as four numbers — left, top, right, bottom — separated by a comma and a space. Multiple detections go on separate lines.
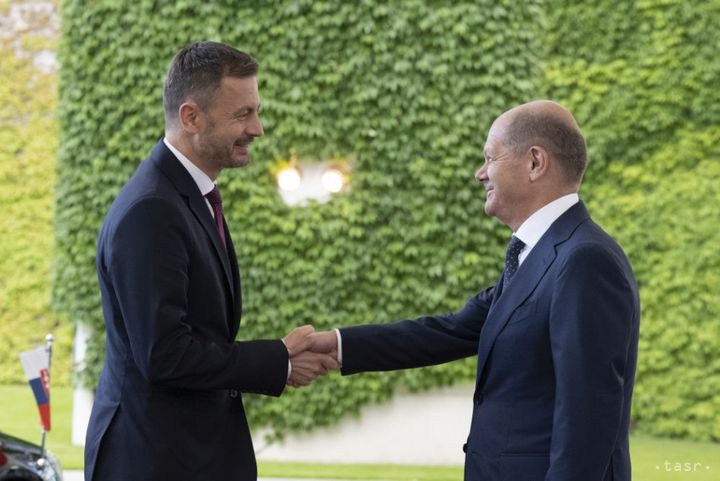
85, 141, 289, 481
341, 202, 640, 481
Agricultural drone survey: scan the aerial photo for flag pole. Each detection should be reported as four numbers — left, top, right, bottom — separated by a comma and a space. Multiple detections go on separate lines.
40, 334, 54, 458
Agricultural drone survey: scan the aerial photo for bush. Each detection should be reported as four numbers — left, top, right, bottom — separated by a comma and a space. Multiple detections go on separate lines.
0, 0, 72, 386
588, 129, 720, 441
54, 0, 720, 441
54, 0, 542, 439
543, 0, 720, 441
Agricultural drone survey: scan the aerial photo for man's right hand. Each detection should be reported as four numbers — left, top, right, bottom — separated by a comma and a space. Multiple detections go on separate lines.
287, 351, 338, 387
308, 331, 338, 355
282, 324, 314, 357
283, 328, 341, 388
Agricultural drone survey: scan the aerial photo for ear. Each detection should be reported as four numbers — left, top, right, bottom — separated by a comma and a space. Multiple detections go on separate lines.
178, 101, 203, 134
528, 146, 550, 182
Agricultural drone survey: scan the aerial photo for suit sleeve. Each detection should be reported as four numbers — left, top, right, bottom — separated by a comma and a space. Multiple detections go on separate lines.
104, 196, 288, 396
546, 244, 638, 480
340, 288, 494, 374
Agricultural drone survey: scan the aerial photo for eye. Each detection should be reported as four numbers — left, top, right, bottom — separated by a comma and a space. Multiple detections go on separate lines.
235, 109, 251, 119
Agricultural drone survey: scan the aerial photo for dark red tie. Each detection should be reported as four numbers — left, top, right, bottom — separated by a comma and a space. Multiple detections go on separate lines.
204, 186, 226, 249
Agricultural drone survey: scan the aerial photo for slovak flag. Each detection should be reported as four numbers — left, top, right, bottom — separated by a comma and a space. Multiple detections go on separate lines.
19, 346, 51, 431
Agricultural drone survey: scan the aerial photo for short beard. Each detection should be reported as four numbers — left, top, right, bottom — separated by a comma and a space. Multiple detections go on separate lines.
196, 118, 249, 171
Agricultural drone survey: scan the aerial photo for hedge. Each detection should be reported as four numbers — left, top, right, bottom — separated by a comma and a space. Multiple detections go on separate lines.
589, 129, 720, 441
55, 0, 541, 440
542, 0, 720, 441
0, 0, 73, 386
54, 0, 720, 442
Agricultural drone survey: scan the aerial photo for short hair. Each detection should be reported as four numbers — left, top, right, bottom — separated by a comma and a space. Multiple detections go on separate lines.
505, 111, 588, 184
163, 41, 258, 126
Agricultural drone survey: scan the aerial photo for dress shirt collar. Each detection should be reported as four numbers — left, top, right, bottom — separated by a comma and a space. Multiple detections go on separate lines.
163, 138, 216, 196
514, 193, 579, 264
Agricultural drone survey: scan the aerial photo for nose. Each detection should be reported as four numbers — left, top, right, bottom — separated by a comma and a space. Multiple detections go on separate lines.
475, 162, 488, 183
248, 112, 264, 138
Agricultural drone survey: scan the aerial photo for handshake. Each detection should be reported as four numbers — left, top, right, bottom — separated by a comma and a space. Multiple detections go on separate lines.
282, 325, 339, 388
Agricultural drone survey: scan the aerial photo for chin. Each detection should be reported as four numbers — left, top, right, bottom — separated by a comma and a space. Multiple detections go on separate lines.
484, 202, 494, 217
225, 156, 251, 169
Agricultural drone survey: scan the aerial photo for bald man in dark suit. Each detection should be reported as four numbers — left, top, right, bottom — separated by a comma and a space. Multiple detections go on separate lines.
311, 101, 639, 481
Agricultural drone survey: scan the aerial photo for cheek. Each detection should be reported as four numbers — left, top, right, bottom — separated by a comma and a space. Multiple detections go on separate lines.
228, 125, 246, 140
215, 128, 236, 144
488, 167, 503, 186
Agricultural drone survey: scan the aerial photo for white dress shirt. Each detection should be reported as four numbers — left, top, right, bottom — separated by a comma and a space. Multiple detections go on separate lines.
164, 138, 293, 380
335, 193, 580, 365
514, 193, 579, 266
163, 138, 216, 217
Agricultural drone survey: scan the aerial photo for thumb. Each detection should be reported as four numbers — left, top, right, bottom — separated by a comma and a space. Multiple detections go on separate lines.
285, 325, 315, 356
296, 324, 315, 336
283, 324, 315, 343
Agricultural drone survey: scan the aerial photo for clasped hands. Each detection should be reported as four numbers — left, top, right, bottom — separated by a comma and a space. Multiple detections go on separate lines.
282, 325, 340, 388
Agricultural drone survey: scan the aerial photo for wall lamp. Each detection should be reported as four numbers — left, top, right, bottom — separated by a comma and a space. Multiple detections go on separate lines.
275, 159, 349, 206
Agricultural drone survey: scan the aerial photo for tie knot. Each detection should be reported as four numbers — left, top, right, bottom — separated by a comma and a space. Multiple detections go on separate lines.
205, 186, 223, 209
506, 235, 525, 259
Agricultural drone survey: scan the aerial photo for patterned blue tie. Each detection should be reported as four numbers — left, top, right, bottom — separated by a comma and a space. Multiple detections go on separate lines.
503, 235, 525, 292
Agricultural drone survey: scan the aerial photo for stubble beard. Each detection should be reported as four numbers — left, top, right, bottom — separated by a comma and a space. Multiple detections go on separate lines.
197, 133, 251, 172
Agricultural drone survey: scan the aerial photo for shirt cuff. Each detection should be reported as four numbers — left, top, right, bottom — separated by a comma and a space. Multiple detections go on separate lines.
335, 328, 343, 365
280, 338, 292, 381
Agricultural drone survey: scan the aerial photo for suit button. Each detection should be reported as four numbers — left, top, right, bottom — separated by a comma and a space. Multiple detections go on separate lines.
229, 389, 238, 398
473, 392, 483, 404
462, 443, 468, 453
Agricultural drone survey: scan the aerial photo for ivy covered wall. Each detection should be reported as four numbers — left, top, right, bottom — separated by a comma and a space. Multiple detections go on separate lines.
55, 0, 719, 441
55, 0, 541, 439
542, 0, 720, 441
0, 0, 73, 386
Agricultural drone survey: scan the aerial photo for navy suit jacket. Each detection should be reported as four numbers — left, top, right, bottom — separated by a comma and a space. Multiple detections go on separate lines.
85, 141, 289, 481
340, 202, 640, 481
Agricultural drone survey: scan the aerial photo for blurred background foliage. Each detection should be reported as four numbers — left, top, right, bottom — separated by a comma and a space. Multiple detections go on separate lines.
54, 0, 543, 441
1, 0, 718, 442
542, 0, 720, 441
0, 0, 72, 385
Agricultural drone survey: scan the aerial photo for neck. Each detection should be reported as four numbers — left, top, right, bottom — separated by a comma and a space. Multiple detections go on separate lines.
506, 189, 577, 232
165, 130, 220, 181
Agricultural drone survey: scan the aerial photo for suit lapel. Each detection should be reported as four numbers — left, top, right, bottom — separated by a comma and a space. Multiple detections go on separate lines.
475, 240, 556, 382
150, 141, 235, 300
224, 218, 243, 337
187, 195, 235, 297
475, 202, 591, 384
490, 271, 506, 306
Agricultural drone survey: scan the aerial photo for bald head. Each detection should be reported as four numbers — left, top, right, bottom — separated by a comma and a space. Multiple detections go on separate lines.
500, 100, 587, 185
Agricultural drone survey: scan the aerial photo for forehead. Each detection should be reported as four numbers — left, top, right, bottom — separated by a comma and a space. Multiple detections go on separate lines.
483, 117, 511, 156
214, 76, 260, 108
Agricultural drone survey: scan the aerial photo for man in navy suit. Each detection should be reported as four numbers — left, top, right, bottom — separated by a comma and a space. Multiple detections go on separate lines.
310, 101, 640, 481
85, 41, 337, 481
